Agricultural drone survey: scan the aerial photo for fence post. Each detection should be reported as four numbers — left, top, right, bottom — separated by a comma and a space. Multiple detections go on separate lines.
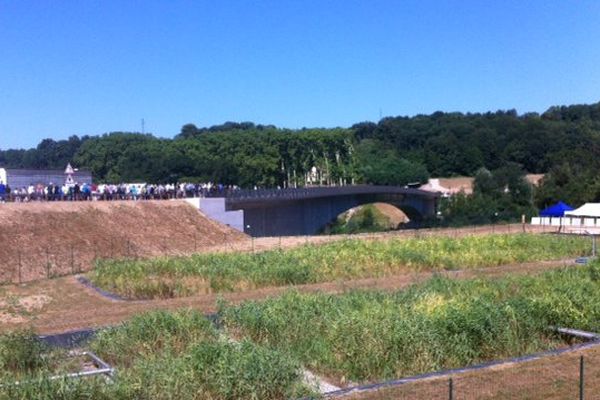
45, 247, 51, 278
17, 250, 22, 284
448, 377, 454, 400
580, 355, 585, 400
70, 244, 75, 275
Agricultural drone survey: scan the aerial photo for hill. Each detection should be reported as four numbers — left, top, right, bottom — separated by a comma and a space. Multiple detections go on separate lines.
0, 201, 247, 283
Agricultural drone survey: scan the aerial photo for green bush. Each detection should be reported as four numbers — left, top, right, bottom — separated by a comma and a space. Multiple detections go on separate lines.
0, 330, 47, 375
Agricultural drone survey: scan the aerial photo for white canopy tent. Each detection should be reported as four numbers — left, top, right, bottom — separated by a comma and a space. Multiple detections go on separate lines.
564, 203, 600, 218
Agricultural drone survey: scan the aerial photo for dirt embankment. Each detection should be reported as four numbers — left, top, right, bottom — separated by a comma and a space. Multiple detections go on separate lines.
0, 201, 247, 283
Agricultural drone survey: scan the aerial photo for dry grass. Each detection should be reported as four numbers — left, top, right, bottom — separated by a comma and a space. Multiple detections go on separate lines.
349, 345, 600, 400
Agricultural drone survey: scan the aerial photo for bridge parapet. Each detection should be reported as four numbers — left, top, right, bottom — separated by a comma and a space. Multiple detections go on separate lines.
225, 185, 439, 203
204, 185, 440, 236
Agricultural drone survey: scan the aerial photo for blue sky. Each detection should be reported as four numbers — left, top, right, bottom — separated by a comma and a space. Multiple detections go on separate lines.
1, 0, 599, 149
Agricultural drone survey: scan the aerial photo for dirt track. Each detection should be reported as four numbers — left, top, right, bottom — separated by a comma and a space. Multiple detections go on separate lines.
0, 257, 576, 335
348, 344, 600, 400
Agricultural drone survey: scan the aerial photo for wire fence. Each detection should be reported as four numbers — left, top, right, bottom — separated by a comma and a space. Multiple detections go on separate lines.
0, 223, 559, 286
0, 232, 247, 285
347, 347, 600, 400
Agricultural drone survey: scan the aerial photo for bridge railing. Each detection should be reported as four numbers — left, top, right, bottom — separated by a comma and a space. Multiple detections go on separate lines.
224, 185, 437, 202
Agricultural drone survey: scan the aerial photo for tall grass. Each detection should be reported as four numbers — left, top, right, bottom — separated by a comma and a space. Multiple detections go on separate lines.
91, 234, 589, 299
0, 329, 47, 377
221, 265, 600, 384
0, 310, 313, 400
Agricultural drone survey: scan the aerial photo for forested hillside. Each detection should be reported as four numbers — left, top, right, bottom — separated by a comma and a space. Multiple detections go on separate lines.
2, 101, 600, 208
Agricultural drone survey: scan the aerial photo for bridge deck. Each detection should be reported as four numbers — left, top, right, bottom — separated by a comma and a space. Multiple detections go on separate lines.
224, 185, 439, 204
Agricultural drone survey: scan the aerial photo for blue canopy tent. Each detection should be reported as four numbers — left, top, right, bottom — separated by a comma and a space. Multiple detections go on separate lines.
539, 201, 574, 217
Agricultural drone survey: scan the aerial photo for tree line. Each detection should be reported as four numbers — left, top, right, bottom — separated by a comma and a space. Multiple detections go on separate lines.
1, 101, 600, 212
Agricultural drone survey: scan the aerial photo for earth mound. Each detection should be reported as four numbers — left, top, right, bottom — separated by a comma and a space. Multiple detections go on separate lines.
0, 200, 247, 283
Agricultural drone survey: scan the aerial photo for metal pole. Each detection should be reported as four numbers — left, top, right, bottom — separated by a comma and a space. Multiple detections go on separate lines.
448, 377, 454, 400
46, 247, 51, 278
18, 250, 22, 284
70, 245, 75, 274
580, 355, 585, 400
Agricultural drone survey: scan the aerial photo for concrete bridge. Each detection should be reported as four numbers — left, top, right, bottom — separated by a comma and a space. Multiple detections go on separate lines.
188, 185, 440, 237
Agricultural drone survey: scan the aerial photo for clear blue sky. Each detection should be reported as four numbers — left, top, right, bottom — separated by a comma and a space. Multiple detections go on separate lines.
1, 0, 599, 149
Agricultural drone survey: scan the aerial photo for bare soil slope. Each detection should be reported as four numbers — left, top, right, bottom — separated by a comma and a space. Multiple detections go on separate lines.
0, 201, 247, 283
371, 203, 410, 227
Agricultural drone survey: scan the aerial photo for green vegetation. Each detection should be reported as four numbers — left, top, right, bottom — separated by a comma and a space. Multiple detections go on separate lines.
91, 234, 589, 299
440, 164, 537, 226
4, 102, 600, 209
0, 329, 48, 378
5, 264, 600, 397
325, 204, 393, 234
222, 265, 600, 384
0, 310, 312, 400
0, 329, 113, 399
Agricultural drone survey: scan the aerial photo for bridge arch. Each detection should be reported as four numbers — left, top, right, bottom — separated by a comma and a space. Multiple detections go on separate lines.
221, 186, 439, 237
322, 202, 416, 234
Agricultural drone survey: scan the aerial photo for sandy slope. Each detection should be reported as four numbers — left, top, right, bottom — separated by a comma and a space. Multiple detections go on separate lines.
0, 200, 247, 282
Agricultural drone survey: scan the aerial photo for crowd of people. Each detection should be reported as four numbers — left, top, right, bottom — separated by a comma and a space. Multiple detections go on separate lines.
0, 181, 239, 203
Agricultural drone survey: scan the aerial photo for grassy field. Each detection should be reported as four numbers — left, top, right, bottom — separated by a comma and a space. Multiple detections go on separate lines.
0, 310, 313, 400
3, 265, 600, 398
221, 265, 600, 385
90, 233, 590, 299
